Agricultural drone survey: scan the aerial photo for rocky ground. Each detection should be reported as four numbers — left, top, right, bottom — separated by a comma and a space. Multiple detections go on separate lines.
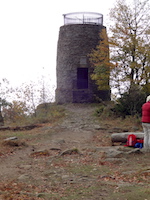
0, 104, 149, 200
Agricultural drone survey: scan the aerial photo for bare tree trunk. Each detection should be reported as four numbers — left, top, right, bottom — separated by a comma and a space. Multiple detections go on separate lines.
0, 109, 4, 126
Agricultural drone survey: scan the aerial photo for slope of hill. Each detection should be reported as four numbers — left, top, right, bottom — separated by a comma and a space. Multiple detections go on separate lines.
0, 104, 149, 200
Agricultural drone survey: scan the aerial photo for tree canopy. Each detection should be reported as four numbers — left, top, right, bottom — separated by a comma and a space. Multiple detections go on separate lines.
89, 0, 150, 96
109, 0, 150, 94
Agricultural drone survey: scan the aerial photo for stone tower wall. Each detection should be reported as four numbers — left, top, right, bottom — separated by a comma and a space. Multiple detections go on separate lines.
55, 24, 110, 103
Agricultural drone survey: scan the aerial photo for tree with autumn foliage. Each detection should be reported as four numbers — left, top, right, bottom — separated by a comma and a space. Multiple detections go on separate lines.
109, 0, 150, 95
89, 0, 150, 98
89, 28, 112, 91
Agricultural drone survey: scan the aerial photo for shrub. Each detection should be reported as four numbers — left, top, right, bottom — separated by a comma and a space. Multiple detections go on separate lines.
113, 85, 146, 117
95, 102, 115, 119
34, 103, 65, 124
95, 105, 105, 116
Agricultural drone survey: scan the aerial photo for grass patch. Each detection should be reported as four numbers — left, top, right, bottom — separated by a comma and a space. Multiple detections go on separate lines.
68, 163, 112, 178
111, 185, 150, 200
34, 103, 66, 124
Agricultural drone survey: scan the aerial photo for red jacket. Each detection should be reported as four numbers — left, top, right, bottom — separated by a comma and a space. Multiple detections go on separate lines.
142, 102, 150, 123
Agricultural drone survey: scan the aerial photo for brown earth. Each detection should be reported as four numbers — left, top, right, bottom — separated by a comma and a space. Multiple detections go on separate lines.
0, 104, 149, 200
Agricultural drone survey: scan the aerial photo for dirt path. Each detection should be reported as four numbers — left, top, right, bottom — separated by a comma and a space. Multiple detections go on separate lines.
0, 104, 149, 200
49, 104, 101, 147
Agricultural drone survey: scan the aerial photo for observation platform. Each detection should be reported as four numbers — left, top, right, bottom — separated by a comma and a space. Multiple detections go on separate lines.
63, 12, 103, 25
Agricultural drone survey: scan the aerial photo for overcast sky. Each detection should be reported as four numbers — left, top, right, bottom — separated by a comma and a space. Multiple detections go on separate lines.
0, 0, 119, 89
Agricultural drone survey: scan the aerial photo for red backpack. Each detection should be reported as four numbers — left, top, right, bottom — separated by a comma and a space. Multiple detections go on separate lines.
126, 134, 137, 147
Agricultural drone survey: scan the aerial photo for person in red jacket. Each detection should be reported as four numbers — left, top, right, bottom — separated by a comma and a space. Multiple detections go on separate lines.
142, 95, 150, 152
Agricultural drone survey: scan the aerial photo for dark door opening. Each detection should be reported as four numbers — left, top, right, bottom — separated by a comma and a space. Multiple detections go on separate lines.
77, 68, 88, 89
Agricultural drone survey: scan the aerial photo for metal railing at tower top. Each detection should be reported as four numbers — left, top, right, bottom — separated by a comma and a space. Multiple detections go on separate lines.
63, 12, 103, 25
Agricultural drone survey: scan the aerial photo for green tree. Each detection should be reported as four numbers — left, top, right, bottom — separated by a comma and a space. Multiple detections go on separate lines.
109, 0, 150, 94
114, 84, 146, 117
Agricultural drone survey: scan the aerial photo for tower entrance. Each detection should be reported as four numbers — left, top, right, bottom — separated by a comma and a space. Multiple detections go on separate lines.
77, 68, 88, 89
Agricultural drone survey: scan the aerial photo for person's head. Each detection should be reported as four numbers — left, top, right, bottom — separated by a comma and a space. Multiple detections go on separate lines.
146, 95, 150, 102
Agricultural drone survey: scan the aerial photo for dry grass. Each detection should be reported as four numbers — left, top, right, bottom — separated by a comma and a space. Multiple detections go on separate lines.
4, 103, 66, 127
98, 116, 143, 132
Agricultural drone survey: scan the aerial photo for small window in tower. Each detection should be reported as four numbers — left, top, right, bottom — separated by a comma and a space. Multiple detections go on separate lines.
77, 68, 88, 89
80, 56, 87, 65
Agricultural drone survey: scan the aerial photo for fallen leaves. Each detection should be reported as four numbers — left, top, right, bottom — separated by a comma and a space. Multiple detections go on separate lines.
0, 181, 44, 200
30, 149, 50, 157
2, 140, 27, 147
98, 170, 150, 184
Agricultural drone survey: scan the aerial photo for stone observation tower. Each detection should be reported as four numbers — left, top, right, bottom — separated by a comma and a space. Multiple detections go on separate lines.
55, 12, 110, 103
